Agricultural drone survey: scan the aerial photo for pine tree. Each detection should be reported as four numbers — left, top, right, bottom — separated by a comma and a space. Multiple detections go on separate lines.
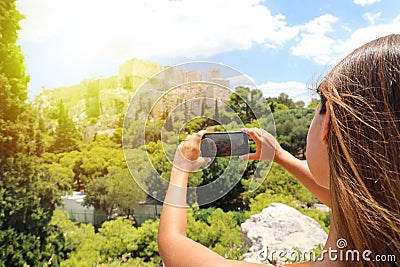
200, 98, 206, 117
184, 101, 189, 121
165, 114, 173, 132
214, 98, 220, 122
52, 100, 81, 153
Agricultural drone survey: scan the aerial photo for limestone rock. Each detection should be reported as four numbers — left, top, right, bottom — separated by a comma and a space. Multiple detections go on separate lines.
241, 203, 328, 265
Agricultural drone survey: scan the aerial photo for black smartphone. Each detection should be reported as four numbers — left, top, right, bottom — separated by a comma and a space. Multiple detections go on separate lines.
200, 132, 249, 157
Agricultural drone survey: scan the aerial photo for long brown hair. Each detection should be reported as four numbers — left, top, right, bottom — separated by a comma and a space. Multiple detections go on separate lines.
319, 34, 400, 266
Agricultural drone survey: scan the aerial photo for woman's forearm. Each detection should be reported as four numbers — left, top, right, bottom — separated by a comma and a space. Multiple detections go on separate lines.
275, 150, 330, 206
158, 167, 231, 267
159, 167, 189, 238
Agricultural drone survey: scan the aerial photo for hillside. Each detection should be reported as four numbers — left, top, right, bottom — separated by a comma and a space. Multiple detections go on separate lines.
35, 59, 163, 140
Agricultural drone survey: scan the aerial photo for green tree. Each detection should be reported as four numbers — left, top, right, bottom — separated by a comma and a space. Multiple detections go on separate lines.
0, 1, 66, 265
187, 208, 244, 259
267, 100, 289, 113
52, 100, 81, 153
59, 134, 125, 190
80, 141, 144, 217
266, 92, 298, 112
200, 98, 206, 117
124, 120, 146, 148
84, 79, 101, 119
53, 211, 104, 267
41, 163, 74, 193
145, 121, 162, 144
111, 127, 123, 145
214, 98, 220, 121
182, 117, 209, 134
276, 92, 295, 108
59, 150, 85, 190
0, 0, 30, 162
56, 214, 161, 266
273, 109, 314, 159
0, 1, 28, 123
295, 100, 305, 108
84, 175, 113, 217
246, 190, 296, 216
164, 115, 173, 132
35, 115, 47, 156
242, 163, 317, 208
131, 219, 160, 262
0, 157, 66, 266
308, 98, 320, 109
94, 168, 146, 217
228, 87, 253, 124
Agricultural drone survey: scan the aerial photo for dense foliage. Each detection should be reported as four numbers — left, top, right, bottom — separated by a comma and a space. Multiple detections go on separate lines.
0, 1, 66, 265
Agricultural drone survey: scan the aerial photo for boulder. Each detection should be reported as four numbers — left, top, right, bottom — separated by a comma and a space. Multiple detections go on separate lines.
241, 203, 328, 265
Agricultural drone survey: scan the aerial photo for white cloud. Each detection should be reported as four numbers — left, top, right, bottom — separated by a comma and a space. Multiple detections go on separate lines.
257, 81, 312, 104
17, 0, 298, 71
302, 14, 339, 35
331, 22, 400, 62
291, 14, 400, 66
291, 14, 339, 65
363, 12, 382, 24
353, 0, 381, 7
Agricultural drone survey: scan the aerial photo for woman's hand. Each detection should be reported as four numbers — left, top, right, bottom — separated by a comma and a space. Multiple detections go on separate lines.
173, 130, 210, 173
240, 128, 284, 162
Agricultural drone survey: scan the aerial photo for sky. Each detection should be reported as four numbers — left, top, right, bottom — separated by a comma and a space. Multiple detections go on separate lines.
17, 0, 400, 103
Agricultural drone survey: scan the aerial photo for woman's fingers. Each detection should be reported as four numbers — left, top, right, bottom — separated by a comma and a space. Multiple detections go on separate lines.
241, 128, 255, 139
192, 130, 206, 142
239, 152, 259, 160
242, 128, 262, 142
240, 128, 277, 161
174, 130, 209, 172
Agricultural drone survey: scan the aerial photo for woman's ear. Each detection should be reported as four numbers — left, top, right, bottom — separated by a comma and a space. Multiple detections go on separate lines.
322, 101, 330, 144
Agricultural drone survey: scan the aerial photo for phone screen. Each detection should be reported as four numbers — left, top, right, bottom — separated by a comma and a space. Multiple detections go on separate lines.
200, 132, 249, 157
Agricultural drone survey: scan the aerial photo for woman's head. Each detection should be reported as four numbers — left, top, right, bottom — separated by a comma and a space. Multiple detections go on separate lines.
313, 34, 400, 266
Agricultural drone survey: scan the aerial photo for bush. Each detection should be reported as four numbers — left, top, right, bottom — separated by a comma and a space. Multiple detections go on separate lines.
246, 190, 296, 216
187, 208, 245, 260
298, 208, 330, 233
242, 163, 318, 208
52, 211, 161, 266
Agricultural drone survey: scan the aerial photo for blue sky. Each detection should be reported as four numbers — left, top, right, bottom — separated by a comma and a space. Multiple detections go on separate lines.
17, 0, 400, 103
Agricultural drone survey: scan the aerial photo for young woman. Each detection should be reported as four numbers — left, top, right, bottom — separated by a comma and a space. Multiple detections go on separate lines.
158, 34, 400, 266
